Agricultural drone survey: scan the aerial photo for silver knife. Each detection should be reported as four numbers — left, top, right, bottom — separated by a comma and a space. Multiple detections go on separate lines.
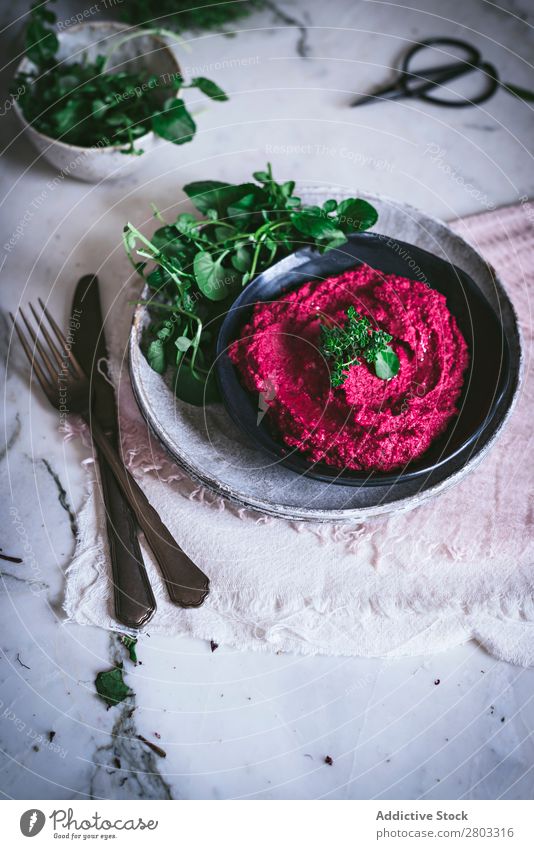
72, 274, 156, 628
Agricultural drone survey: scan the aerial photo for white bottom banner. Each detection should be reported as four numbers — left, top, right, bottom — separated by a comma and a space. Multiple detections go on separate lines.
4, 800, 532, 847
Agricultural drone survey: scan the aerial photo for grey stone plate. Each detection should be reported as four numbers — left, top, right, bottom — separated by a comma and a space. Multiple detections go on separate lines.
129, 191, 521, 522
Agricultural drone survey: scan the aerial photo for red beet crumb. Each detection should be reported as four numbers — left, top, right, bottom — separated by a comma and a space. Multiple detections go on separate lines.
210, 640, 219, 652
324, 755, 333, 766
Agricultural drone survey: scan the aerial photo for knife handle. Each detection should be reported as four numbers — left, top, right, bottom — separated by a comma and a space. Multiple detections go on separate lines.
89, 417, 210, 608
97, 446, 157, 628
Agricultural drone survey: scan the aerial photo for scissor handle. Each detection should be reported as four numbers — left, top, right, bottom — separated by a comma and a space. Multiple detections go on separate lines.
401, 37, 500, 107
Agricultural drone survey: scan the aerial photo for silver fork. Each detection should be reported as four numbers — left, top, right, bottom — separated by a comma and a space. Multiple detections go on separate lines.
11, 300, 210, 609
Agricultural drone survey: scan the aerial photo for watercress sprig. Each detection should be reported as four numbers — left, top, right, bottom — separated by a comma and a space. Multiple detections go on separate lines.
123, 164, 379, 404
321, 306, 400, 385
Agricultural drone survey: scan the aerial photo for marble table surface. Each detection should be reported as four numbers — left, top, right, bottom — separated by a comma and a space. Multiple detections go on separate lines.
1, 0, 533, 800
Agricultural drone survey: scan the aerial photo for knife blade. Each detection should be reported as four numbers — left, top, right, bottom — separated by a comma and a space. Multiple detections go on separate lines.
72, 274, 156, 628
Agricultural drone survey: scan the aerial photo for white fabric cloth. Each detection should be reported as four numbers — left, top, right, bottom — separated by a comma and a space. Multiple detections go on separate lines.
64, 202, 534, 665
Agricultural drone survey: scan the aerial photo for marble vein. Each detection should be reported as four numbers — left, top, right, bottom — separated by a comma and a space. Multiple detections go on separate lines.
41, 458, 79, 539
87, 637, 173, 800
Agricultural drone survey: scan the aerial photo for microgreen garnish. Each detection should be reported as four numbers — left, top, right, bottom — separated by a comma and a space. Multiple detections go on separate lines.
14, 1, 227, 152
321, 306, 400, 385
123, 164, 378, 404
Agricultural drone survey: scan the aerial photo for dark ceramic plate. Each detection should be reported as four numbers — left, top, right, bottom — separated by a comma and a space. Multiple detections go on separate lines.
215, 232, 511, 487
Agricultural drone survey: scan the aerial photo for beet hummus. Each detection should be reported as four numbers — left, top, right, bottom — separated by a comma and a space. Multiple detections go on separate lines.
228, 264, 469, 472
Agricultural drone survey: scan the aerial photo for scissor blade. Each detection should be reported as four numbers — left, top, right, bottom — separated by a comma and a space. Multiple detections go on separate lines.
351, 58, 479, 107
407, 60, 478, 91
350, 84, 406, 107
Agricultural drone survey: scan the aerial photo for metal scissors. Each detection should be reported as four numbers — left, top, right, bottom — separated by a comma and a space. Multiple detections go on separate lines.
351, 37, 499, 108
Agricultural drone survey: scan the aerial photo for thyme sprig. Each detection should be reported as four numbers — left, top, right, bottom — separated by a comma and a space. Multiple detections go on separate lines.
320, 306, 400, 385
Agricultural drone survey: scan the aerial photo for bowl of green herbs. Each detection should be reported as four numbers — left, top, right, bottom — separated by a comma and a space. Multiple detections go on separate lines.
12, 4, 228, 181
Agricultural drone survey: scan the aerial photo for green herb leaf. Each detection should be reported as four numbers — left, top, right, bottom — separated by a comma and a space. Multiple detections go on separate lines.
147, 339, 167, 373
335, 198, 378, 231
190, 76, 228, 101
120, 635, 138, 663
151, 225, 184, 262
146, 266, 168, 289
323, 233, 352, 252
291, 211, 345, 241
175, 336, 192, 352
374, 346, 400, 380
174, 365, 220, 405
142, 307, 187, 369
152, 97, 196, 144
25, 0, 59, 67
95, 664, 132, 708
227, 187, 267, 222
231, 245, 252, 272
183, 180, 234, 216
175, 212, 200, 235
193, 252, 237, 300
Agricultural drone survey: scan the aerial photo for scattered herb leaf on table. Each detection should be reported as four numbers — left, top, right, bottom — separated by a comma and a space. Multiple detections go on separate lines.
120, 634, 138, 664
13, 1, 227, 153
123, 164, 379, 404
95, 664, 132, 708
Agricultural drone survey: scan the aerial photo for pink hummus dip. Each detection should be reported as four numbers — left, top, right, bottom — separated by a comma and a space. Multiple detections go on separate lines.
228, 264, 469, 472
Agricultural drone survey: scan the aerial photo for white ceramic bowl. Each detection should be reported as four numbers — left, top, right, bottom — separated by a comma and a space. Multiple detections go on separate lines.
13, 21, 181, 182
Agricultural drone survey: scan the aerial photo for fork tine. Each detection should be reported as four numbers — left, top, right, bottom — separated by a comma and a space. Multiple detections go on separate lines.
29, 302, 65, 373
19, 307, 58, 386
10, 312, 54, 399
37, 297, 86, 378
